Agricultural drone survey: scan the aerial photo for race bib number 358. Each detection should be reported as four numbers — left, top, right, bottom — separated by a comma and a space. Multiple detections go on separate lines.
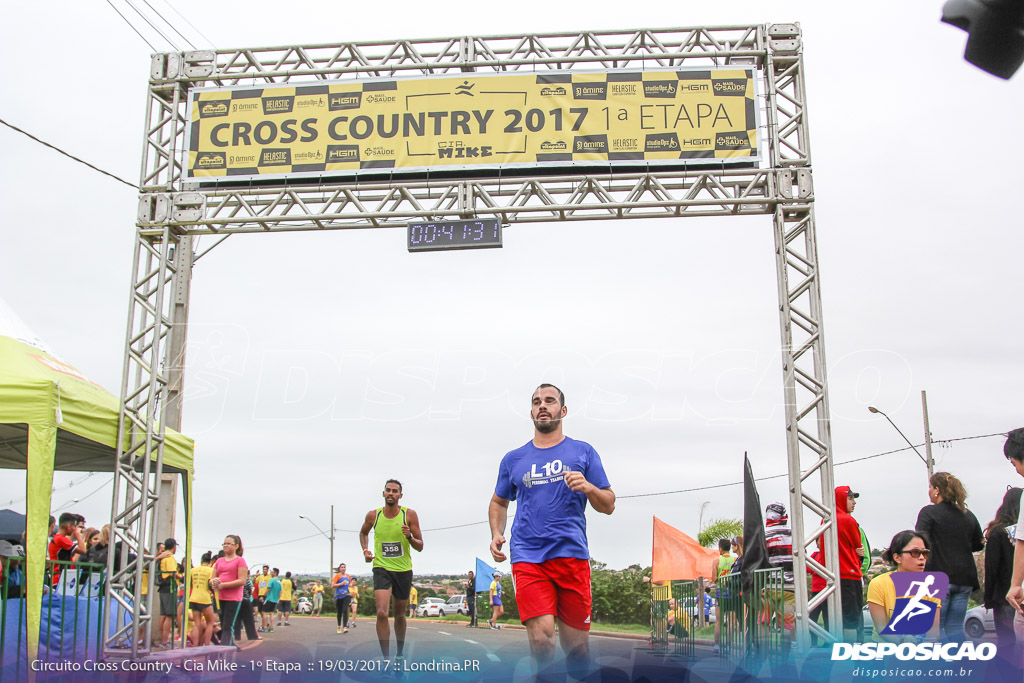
381, 542, 404, 559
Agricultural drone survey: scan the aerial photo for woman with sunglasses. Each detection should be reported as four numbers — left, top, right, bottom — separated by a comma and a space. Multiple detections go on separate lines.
914, 472, 985, 641
866, 530, 941, 642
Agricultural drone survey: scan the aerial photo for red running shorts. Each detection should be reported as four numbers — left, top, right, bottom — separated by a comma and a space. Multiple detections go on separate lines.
512, 557, 592, 631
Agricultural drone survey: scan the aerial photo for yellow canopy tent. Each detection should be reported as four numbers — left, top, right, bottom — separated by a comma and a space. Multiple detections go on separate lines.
0, 309, 194, 662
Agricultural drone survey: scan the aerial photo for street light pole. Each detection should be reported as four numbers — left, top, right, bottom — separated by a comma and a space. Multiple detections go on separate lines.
921, 391, 935, 481
867, 404, 934, 479
698, 501, 710, 533
299, 510, 335, 578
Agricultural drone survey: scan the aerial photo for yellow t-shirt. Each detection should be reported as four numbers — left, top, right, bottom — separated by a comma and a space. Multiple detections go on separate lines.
350, 583, 359, 601
668, 608, 692, 632
255, 573, 270, 596
866, 571, 942, 628
160, 555, 177, 582
189, 565, 214, 605
280, 578, 293, 601
652, 580, 672, 603
312, 584, 323, 595
409, 586, 418, 604
141, 568, 149, 595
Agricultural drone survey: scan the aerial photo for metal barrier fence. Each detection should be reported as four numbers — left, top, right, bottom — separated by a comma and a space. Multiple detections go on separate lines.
650, 581, 696, 658
750, 567, 786, 667
1, 557, 106, 674
671, 581, 696, 658
716, 567, 786, 667
651, 583, 670, 651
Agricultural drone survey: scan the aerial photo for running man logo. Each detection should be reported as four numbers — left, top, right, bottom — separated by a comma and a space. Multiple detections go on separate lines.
455, 81, 475, 96
329, 92, 362, 111
199, 101, 230, 118
882, 572, 949, 636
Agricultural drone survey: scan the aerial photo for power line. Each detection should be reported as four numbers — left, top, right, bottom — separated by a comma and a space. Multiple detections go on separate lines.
0, 117, 138, 190
243, 532, 324, 550
3, 472, 98, 507
141, 0, 196, 50
104, 0, 157, 52
122, 0, 180, 51
155, 0, 215, 49
617, 431, 1008, 500
51, 476, 114, 513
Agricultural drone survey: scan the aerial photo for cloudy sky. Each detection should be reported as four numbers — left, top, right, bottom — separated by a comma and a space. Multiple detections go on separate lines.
2, 2, 1022, 576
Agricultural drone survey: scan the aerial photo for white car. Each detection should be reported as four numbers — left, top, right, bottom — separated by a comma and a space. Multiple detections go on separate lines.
680, 596, 716, 624
416, 597, 447, 617
295, 596, 312, 614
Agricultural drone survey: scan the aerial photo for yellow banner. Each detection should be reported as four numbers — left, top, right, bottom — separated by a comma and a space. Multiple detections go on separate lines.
186, 68, 759, 181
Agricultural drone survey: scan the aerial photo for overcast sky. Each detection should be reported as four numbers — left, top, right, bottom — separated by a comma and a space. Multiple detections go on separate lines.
2, 2, 1023, 576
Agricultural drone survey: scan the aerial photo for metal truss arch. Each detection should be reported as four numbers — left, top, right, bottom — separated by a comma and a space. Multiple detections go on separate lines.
110, 22, 839, 658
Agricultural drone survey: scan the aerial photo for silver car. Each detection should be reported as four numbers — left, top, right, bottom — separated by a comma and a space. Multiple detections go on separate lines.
863, 603, 994, 640
964, 606, 995, 640
445, 594, 468, 616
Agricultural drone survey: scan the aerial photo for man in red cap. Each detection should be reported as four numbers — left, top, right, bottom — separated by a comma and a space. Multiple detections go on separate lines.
835, 486, 865, 641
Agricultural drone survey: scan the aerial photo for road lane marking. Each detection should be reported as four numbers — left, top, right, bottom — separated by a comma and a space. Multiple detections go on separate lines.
465, 639, 479, 645
487, 653, 500, 661
438, 631, 451, 635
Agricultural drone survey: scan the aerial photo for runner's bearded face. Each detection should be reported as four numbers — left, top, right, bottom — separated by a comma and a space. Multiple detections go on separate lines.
383, 484, 402, 507
531, 389, 565, 434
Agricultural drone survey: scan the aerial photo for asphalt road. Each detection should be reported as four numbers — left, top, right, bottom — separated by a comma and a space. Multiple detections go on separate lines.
221, 614, 706, 682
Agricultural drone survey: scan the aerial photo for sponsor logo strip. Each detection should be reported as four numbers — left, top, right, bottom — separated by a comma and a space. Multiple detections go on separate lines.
185, 68, 760, 180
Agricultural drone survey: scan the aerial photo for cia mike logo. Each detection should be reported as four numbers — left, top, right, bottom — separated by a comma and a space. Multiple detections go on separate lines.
882, 572, 948, 636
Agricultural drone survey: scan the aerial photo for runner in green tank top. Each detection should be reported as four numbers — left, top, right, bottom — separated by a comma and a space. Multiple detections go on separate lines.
359, 479, 423, 666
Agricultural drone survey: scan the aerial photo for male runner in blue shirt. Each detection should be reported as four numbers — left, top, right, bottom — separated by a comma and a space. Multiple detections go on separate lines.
489, 383, 615, 678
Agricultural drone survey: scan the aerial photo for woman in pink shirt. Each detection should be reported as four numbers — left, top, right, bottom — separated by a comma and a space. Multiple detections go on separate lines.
210, 535, 248, 647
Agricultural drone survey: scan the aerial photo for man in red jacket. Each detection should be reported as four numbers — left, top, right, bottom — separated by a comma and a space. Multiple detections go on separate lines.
835, 485, 865, 641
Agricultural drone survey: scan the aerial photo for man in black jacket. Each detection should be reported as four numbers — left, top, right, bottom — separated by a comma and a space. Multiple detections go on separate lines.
466, 570, 477, 627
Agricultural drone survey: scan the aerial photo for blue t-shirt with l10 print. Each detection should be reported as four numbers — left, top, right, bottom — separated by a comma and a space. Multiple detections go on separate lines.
494, 436, 611, 564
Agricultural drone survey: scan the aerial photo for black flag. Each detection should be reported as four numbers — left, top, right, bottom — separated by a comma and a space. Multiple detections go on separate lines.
742, 452, 772, 595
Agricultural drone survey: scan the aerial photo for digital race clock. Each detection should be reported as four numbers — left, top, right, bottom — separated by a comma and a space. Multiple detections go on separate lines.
407, 219, 502, 252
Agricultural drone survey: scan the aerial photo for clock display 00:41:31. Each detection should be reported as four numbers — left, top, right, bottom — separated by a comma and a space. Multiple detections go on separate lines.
407, 219, 502, 252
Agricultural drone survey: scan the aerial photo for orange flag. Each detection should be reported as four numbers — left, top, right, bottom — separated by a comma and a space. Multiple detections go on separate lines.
652, 516, 720, 583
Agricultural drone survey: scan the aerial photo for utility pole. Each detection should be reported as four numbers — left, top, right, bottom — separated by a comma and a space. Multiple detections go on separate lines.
921, 391, 935, 481
330, 504, 335, 577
